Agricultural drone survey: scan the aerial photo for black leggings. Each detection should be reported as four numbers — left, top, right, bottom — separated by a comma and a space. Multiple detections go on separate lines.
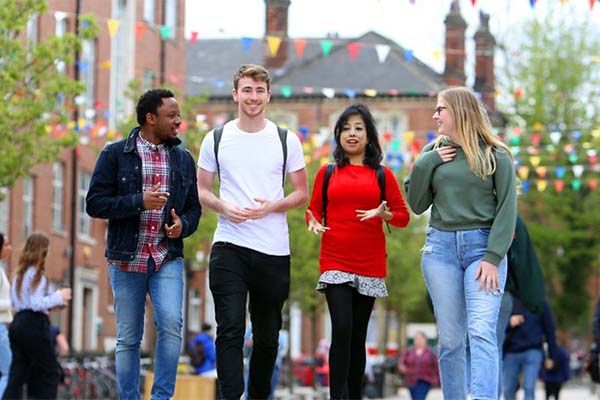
325, 284, 375, 400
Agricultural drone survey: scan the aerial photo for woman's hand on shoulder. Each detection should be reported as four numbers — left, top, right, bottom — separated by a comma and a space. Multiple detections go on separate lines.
435, 146, 457, 163
307, 210, 330, 235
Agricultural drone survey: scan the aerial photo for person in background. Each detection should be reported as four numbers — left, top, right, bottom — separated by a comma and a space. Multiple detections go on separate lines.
306, 103, 410, 399
398, 332, 439, 400
405, 86, 517, 400
502, 299, 559, 400
540, 343, 570, 400
0, 233, 12, 398
189, 322, 217, 376
3, 233, 71, 399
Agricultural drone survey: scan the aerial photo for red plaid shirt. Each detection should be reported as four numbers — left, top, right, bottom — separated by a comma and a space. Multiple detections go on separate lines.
111, 134, 170, 272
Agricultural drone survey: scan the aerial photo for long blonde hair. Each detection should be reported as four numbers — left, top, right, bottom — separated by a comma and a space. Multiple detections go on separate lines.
434, 86, 512, 179
16, 233, 49, 298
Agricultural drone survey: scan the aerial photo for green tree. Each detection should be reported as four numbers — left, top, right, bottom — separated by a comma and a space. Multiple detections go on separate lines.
497, 4, 600, 331
0, 0, 97, 192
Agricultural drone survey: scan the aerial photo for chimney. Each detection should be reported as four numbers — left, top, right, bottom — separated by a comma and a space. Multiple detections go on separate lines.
474, 11, 496, 112
264, 0, 290, 70
444, 0, 466, 87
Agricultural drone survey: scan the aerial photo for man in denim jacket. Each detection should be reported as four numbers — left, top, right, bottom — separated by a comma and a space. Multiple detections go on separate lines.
86, 89, 201, 399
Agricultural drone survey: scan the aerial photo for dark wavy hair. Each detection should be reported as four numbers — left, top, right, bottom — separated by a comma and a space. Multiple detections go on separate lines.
332, 103, 383, 169
136, 89, 175, 126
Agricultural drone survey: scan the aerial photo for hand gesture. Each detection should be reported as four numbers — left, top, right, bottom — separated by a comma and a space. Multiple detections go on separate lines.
356, 201, 388, 222
59, 288, 72, 304
220, 200, 251, 224
164, 209, 182, 239
143, 183, 169, 211
509, 314, 525, 327
475, 260, 499, 294
435, 145, 457, 163
307, 210, 330, 235
244, 198, 275, 220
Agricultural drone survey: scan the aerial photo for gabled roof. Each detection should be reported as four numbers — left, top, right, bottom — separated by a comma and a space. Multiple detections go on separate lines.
186, 30, 444, 99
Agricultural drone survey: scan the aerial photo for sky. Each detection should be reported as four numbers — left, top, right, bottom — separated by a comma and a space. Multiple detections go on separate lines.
185, 0, 600, 78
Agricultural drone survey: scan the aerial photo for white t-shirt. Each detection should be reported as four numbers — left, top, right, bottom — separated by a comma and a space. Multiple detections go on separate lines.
198, 119, 306, 255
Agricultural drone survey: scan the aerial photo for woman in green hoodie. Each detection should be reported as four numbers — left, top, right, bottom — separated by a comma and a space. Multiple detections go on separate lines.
405, 86, 517, 400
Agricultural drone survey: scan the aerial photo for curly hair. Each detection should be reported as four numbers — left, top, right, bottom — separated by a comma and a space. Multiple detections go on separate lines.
15, 233, 49, 298
332, 103, 383, 169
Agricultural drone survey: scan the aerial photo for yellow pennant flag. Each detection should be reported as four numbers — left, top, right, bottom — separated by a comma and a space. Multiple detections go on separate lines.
529, 156, 541, 167
517, 166, 530, 180
536, 180, 548, 192
266, 36, 282, 56
107, 19, 120, 38
101, 60, 112, 69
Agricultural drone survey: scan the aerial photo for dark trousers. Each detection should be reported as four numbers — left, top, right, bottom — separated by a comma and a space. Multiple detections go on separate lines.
409, 379, 432, 400
209, 242, 290, 400
545, 381, 563, 400
3, 310, 60, 399
325, 284, 375, 400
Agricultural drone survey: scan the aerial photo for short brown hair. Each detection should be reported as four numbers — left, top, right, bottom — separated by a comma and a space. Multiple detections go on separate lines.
233, 64, 271, 91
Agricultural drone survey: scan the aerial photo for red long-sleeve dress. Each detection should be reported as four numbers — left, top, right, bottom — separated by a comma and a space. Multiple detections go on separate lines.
306, 164, 410, 278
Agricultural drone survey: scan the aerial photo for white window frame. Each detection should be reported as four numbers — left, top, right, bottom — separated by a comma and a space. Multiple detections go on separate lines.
165, 0, 177, 38
143, 0, 155, 24
52, 162, 65, 232
78, 172, 92, 238
27, 14, 38, 45
23, 177, 34, 239
81, 39, 96, 109
268, 111, 298, 132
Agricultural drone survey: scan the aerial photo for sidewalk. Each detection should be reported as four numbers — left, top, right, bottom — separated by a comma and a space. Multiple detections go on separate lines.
276, 382, 599, 399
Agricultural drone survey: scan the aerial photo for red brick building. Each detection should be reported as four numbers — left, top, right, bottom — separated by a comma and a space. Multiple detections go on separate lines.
0, 0, 186, 353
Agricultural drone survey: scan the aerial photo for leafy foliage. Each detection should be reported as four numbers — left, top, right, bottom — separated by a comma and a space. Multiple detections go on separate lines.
0, 0, 97, 191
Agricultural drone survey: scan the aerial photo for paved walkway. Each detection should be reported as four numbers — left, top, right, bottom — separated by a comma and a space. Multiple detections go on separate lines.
276, 382, 599, 399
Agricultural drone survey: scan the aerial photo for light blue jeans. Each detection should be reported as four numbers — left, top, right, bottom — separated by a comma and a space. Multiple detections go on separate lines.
422, 226, 506, 400
502, 348, 543, 400
109, 258, 184, 400
0, 323, 11, 397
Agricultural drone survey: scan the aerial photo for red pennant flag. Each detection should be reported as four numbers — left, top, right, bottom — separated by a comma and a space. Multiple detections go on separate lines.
347, 42, 361, 60
590, 0, 595, 10
471, 0, 477, 6
190, 31, 199, 43
589, 179, 598, 190
135, 21, 147, 40
531, 132, 542, 146
294, 39, 307, 57
554, 180, 564, 192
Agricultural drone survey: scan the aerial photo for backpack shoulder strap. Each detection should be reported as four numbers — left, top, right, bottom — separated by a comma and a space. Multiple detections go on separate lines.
321, 164, 335, 227
213, 126, 224, 181
277, 126, 288, 187
377, 165, 391, 234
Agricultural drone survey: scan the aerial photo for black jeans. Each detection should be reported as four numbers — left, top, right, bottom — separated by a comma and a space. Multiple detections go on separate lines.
325, 284, 375, 400
209, 242, 290, 400
3, 310, 60, 399
545, 381, 562, 400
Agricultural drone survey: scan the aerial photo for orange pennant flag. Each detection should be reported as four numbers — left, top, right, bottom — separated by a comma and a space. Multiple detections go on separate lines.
294, 39, 307, 57
135, 22, 147, 40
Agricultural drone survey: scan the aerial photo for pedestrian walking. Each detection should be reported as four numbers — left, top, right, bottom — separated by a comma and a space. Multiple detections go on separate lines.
0, 233, 12, 398
306, 103, 410, 399
405, 86, 517, 400
86, 89, 201, 399
197, 64, 307, 400
398, 332, 439, 400
3, 233, 71, 399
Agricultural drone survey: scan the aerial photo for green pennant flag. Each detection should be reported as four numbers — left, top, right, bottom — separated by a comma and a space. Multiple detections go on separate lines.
280, 86, 292, 98
320, 40, 333, 56
160, 25, 172, 40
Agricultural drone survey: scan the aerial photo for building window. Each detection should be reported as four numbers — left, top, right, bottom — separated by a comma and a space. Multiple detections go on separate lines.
81, 39, 96, 109
143, 70, 155, 91
0, 188, 9, 236
52, 162, 65, 232
23, 177, 34, 239
143, 0, 155, 24
27, 14, 38, 45
187, 288, 201, 333
268, 111, 298, 132
55, 12, 68, 37
165, 0, 177, 38
78, 172, 92, 237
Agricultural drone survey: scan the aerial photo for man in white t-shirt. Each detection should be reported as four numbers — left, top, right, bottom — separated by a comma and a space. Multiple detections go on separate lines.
197, 64, 307, 400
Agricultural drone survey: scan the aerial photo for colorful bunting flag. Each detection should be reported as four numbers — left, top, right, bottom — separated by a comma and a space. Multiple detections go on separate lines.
266, 35, 282, 56
107, 19, 120, 38
241, 37, 254, 52
135, 22, 147, 40
320, 40, 333, 57
375, 44, 390, 63
294, 39, 307, 57
347, 42, 361, 60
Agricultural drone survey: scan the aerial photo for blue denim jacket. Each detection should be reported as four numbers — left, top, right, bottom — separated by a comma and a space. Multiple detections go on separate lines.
86, 127, 201, 262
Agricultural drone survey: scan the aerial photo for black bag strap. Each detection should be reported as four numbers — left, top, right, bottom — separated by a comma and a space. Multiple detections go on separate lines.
321, 164, 336, 227
213, 125, 288, 187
